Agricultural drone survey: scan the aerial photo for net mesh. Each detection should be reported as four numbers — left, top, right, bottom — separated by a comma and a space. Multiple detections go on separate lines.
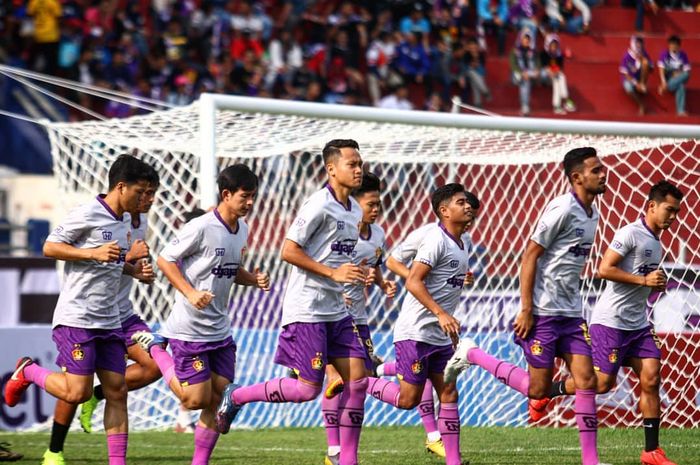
45, 102, 700, 431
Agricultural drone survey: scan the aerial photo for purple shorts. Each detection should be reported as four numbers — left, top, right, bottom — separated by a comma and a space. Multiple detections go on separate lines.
590, 324, 662, 375
169, 337, 236, 386
120, 314, 151, 347
53, 325, 127, 376
274, 316, 366, 384
514, 316, 592, 369
356, 324, 375, 371
394, 340, 454, 385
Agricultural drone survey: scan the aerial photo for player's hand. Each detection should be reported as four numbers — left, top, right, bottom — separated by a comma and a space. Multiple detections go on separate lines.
187, 290, 215, 310
644, 270, 667, 291
331, 263, 366, 285
437, 311, 461, 342
513, 310, 534, 339
135, 260, 155, 284
254, 267, 271, 291
463, 271, 475, 287
92, 241, 121, 262
127, 239, 149, 261
382, 280, 397, 298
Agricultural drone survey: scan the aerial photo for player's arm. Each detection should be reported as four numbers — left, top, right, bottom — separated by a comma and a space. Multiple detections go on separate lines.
123, 260, 155, 283
513, 240, 546, 339
373, 265, 397, 298
406, 261, 461, 345
385, 255, 410, 280
281, 239, 365, 284
125, 239, 149, 262
598, 247, 666, 290
157, 256, 213, 309
43, 240, 121, 262
235, 266, 271, 291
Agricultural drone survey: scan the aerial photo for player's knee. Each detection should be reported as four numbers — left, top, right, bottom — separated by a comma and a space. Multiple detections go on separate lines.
65, 387, 93, 404
397, 395, 420, 410
641, 372, 660, 392
528, 385, 550, 400
102, 383, 128, 403
182, 397, 208, 410
296, 381, 322, 402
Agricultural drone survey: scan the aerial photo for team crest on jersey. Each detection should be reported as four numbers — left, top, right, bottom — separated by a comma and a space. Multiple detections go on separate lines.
580, 323, 592, 345
192, 358, 205, 372
336, 221, 345, 230
575, 228, 584, 237
530, 340, 543, 356
608, 349, 618, 364
411, 360, 423, 374
215, 248, 225, 256
650, 328, 662, 349
102, 231, 112, 240
644, 249, 652, 257
72, 345, 85, 361
311, 352, 324, 370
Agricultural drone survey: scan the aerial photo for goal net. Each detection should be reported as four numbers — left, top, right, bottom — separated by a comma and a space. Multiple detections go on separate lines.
45, 97, 700, 431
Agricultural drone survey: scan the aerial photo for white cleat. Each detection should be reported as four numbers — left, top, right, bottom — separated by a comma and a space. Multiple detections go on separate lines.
443, 337, 476, 384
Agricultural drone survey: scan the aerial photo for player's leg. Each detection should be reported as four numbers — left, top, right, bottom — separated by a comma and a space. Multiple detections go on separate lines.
322, 364, 342, 463
428, 371, 463, 465
43, 400, 78, 465
132, 331, 185, 399
366, 340, 428, 410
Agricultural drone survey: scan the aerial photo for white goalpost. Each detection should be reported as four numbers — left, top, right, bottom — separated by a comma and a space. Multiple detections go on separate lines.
45, 95, 700, 431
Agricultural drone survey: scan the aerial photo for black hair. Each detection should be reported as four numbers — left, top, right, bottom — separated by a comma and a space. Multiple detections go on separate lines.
563, 147, 598, 182
108, 154, 152, 190
464, 190, 480, 210
183, 207, 206, 223
143, 163, 160, 187
353, 172, 381, 197
648, 180, 683, 203
322, 139, 360, 165
217, 164, 258, 198
668, 35, 681, 45
431, 183, 466, 218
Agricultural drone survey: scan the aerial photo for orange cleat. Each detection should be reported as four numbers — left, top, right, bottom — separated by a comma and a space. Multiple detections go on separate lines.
3, 357, 34, 407
528, 397, 551, 422
641, 447, 677, 465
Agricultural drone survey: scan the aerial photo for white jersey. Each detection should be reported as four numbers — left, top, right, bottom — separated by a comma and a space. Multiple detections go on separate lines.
394, 223, 470, 346
160, 210, 248, 342
116, 214, 148, 322
390, 222, 472, 265
529, 192, 599, 318
48, 196, 131, 330
590, 218, 662, 330
281, 185, 363, 326
344, 223, 386, 325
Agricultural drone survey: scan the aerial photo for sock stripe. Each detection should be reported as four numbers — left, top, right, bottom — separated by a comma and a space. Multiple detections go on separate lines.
504, 365, 518, 387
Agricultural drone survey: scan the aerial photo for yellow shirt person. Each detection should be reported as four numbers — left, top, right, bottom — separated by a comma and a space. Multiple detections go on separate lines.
28, 0, 62, 43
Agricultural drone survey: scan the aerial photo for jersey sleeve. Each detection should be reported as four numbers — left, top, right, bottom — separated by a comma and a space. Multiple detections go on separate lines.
413, 233, 443, 269
608, 227, 634, 259
530, 201, 569, 249
390, 229, 421, 264
46, 205, 89, 245
160, 221, 203, 262
285, 199, 324, 247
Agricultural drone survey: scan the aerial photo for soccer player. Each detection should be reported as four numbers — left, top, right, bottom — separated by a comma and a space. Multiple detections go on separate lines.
215, 139, 369, 465
131, 163, 270, 465
3, 154, 155, 465
39, 164, 161, 465
321, 172, 397, 465
377, 190, 480, 458
535, 180, 683, 465
444, 147, 609, 465
363, 183, 474, 465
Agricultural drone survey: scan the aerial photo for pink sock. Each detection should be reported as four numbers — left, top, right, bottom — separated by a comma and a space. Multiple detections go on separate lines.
366, 377, 400, 407
107, 432, 127, 465
467, 348, 529, 397
191, 425, 219, 465
382, 362, 397, 377
24, 363, 51, 390
418, 379, 438, 435
338, 378, 367, 465
438, 403, 461, 465
322, 391, 341, 449
150, 346, 176, 386
233, 378, 321, 405
575, 389, 600, 465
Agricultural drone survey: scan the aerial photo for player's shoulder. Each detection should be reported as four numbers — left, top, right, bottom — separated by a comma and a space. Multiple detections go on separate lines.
369, 223, 386, 243
237, 218, 250, 236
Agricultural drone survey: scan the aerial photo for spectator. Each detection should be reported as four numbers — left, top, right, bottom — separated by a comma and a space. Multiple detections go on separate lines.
425, 92, 445, 111
657, 35, 691, 116
366, 31, 400, 106
545, 0, 591, 34
428, 37, 454, 105
621, 0, 659, 32
457, 36, 491, 108
477, 0, 508, 55
510, 29, 540, 116
27, 0, 62, 75
620, 35, 652, 115
266, 29, 303, 92
378, 85, 414, 110
540, 33, 576, 114
400, 3, 431, 36
395, 32, 431, 84
508, 0, 541, 43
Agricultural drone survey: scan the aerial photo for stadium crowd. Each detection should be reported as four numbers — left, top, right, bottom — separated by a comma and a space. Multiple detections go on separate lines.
0, 0, 695, 117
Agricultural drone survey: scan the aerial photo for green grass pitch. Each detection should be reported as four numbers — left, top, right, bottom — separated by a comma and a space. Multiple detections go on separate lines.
1, 426, 697, 464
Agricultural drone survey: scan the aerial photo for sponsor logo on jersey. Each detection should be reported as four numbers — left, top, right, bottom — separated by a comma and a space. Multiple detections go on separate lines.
530, 340, 543, 356
608, 349, 618, 363
72, 345, 85, 361
102, 231, 113, 240
211, 263, 239, 278
638, 263, 659, 275
446, 274, 466, 288
192, 359, 205, 372
411, 360, 423, 374
568, 242, 593, 258
215, 248, 225, 256
311, 352, 323, 370
330, 239, 356, 256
